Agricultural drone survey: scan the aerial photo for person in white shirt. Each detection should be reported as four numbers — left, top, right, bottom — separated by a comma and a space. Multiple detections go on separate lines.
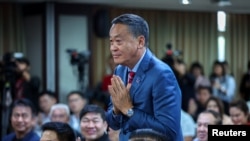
181, 109, 196, 141
67, 90, 88, 132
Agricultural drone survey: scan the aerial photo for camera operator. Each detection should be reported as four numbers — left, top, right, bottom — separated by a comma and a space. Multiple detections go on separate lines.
1, 54, 41, 136
0, 53, 41, 114
14, 57, 41, 110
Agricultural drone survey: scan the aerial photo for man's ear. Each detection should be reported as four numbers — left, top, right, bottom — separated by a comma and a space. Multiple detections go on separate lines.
31, 115, 38, 127
137, 35, 145, 49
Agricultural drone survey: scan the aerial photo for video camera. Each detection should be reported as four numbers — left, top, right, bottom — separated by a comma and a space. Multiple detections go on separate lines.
162, 43, 182, 68
66, 49, 90, 65
0, 52, 24, 81
165, 43, 182, 57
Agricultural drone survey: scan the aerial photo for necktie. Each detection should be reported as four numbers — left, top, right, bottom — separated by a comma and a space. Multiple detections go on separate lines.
128, 71, 135, 83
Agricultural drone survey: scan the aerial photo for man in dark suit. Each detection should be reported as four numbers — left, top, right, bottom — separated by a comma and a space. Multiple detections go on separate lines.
106, 13, 183, 141
2, 98, 40, 141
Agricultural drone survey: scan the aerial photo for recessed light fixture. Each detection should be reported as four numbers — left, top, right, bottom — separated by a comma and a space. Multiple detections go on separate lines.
211, 0, 232, 7
181, 0, 192, 5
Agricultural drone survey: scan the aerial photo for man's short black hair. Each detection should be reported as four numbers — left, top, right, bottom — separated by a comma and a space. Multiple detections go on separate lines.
67, 90, 88, 100
111, 13, 149, 47
196, 85, 213, 94
39, 90, 56, 99
79, 104, 106, 121
15, 57, 30, 66
41, 122, 76, 141
129, 128, 170, 141
10, 98, 37, 117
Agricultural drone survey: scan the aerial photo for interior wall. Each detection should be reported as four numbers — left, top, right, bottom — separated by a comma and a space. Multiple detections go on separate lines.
23, 15, 43, 90
58, 15, 89, 103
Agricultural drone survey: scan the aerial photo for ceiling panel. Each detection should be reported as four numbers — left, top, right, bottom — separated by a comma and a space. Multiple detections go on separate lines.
7, 0, 250, 13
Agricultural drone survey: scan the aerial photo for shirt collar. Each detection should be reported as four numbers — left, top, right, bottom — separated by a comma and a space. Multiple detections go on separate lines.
128, 49, 146, 73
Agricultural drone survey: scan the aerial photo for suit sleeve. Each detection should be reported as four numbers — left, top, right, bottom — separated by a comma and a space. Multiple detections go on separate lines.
125, 69, 182, 140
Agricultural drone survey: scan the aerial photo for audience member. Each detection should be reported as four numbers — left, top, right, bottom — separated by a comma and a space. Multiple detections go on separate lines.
1, 55, 41, 135
189, 85, 212, 121
40, 121, 76, 141
222, 60, 234, 77
2, 98, 39, 141
205, 96, 233, 125
107, 13, 182, 141
209, 60, 236, 115
193, 110, 222, 141
67, 90, 88, 132
79, 104, 109, 141
181, 109, 196, 141
49, 103, 70, 123
239, 60, 250, 101
37, 90, 57, 125
174, 59, 196, 113
14, 57, 41, 111
189, 61, 211, 90
49, 103, 84, 140
229, 99, 250, 125
35, 90, 57, 136
128, 128, 170, 141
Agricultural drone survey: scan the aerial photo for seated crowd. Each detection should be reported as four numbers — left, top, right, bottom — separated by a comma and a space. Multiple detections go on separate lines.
1, 58, 250, 141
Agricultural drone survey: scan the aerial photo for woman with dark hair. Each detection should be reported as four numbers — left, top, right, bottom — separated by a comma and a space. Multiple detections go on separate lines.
229, 99, 250, 125
189, 61, 211, 90
205, 96, 233, 125
209, 60, 236, 115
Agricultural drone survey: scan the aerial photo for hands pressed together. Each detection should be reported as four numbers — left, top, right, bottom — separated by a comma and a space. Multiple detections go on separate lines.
108, 75, 133, 115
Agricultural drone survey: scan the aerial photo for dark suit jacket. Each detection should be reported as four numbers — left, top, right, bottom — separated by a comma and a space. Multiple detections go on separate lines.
2, 131, 40, 141
106, 48, 183, 141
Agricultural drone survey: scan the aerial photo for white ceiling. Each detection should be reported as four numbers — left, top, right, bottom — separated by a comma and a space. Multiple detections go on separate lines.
9, 0, 250, 14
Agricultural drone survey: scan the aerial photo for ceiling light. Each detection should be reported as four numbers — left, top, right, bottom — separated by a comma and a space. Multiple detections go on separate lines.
211, 0, 232, 7
180, 0, 192, 5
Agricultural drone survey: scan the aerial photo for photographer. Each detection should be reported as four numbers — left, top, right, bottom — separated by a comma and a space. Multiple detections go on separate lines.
14, 57, 41, 110
1, 53, 41, 136
0, 53, 37, 107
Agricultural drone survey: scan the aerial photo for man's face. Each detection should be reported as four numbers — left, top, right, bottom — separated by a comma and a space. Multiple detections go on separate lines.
16, 62, 29, 72
196, 113, 216, 141
51, 108, 69, 123
39, 95, 56, 114
80, 112, 107, 140
40, 130, 59, 141
68, 94, 87, 114
11, 106, 35, 135
109, 23, 143, 68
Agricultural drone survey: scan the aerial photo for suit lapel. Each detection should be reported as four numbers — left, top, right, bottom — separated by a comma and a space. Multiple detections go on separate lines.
130, 48, 153, 97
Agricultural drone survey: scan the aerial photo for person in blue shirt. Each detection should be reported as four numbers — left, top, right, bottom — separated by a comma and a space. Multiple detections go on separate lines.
2, 98, 40, 141
106, 13, 183, 141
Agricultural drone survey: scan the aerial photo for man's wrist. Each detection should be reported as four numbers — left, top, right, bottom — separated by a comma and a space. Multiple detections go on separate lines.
122, 107, 134, 117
